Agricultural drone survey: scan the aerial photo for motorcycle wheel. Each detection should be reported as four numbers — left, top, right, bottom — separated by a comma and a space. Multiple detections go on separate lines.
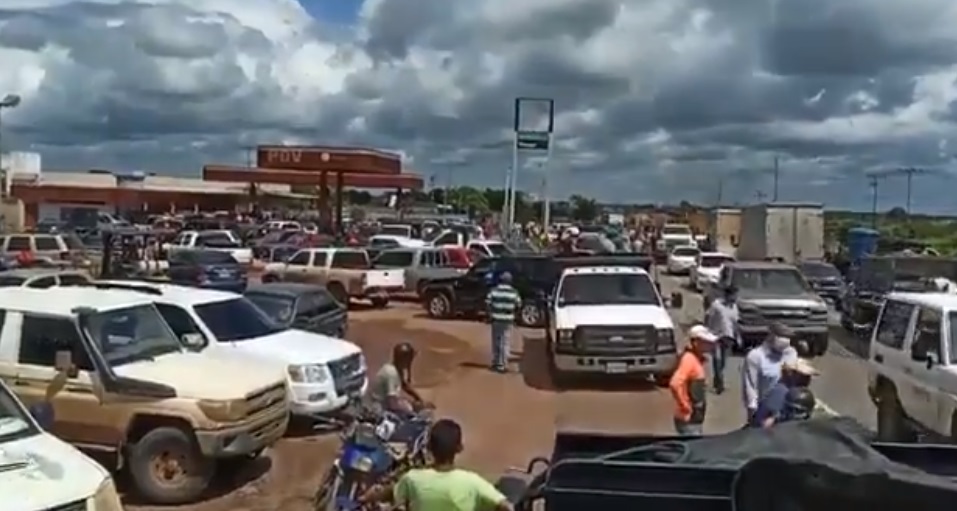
314, 469, 361, 511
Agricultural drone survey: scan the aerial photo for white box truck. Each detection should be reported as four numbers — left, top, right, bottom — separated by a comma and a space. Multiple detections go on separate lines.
736, 202, 825, 263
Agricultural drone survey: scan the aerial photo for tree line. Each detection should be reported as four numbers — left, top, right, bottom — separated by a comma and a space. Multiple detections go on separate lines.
344, 187, 600, 222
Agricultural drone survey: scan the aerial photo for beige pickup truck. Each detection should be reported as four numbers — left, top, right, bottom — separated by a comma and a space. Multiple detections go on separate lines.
0, 287, 290, 505
261, 247, 405, 307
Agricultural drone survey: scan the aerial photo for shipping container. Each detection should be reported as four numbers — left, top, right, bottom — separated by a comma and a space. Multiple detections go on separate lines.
736, 202, 825, 263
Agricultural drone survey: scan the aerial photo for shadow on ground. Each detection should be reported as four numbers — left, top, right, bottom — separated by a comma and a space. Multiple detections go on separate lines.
519, 334, 661, 393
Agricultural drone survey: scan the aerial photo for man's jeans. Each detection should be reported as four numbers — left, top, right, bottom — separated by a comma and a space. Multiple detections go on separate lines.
674, 418, 704, 436
711, 338, 731, 391
491, 320, 511, 369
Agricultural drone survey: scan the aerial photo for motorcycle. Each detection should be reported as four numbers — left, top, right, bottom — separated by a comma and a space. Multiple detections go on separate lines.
314, 409, 432, 511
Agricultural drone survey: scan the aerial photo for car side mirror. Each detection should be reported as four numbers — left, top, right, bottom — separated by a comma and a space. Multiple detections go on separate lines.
28, 403, 55, 429
54, 350, 78, 379
181, 333, 205, 350
670, 292, 683, 309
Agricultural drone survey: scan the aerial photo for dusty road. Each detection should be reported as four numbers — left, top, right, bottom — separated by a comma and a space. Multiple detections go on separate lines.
130, 272, 877, 511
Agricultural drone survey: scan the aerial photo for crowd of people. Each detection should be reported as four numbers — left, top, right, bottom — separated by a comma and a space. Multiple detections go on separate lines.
671, 283, 819, 435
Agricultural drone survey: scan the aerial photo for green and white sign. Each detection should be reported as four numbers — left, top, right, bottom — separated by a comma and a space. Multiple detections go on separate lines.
516, 131, 550, 151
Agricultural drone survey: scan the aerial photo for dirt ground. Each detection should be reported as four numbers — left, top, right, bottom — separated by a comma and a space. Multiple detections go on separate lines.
130, 277, 730, 511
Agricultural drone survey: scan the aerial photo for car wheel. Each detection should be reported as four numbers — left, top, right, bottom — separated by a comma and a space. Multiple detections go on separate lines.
876, 384, 910, 442
128, 426, 213, 505
261, 273, 279, 283
370, 297, 389, 308
519, 303, 542, 327
427, 292, 451, 319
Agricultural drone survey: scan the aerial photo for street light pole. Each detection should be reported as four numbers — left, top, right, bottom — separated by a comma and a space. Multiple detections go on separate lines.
0, 94, 23, 198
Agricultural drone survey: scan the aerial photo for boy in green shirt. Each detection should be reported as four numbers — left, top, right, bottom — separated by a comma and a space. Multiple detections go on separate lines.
363, 419, 512, 511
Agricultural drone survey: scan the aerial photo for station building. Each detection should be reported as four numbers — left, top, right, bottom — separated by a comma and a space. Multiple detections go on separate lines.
0, 146, 424, 229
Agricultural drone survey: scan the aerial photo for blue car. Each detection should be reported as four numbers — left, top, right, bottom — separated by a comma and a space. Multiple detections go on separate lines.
168, 249, 247, 292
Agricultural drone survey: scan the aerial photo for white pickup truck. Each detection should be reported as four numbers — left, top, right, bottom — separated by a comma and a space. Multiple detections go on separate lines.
262, 248, 405, 307
166, 230, 253, 266
545, 265, 683, 384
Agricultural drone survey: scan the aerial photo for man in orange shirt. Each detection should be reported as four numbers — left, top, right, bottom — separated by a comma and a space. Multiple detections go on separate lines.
669, 324, 718, 435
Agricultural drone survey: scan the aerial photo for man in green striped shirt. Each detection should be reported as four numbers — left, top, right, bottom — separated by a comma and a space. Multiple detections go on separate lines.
486, 271, 521, 373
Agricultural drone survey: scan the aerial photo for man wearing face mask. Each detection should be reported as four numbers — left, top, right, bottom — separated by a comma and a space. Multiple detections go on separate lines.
742, 322, 798, 424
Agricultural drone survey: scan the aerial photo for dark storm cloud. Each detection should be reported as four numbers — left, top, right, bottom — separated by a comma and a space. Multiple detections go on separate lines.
4, 0, 957, 211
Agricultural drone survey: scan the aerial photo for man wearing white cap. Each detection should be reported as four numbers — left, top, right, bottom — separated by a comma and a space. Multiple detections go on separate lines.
751, 358, 819, 428
669, 325, 718, 435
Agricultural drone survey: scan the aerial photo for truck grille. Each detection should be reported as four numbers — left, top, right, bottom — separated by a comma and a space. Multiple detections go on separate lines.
44, 500, 86, 511
742, 307, 828, 328
328, 353, 366, 397
245, 383, 287, 417
574, 325, 657, 354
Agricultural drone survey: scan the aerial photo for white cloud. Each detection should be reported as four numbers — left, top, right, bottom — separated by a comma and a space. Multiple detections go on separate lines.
2, 0, 957, 211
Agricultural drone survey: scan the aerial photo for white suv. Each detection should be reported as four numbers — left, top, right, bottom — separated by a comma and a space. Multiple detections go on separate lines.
95, 281, 368, 419
0, 378, 124, 511
867, 292, 957, 441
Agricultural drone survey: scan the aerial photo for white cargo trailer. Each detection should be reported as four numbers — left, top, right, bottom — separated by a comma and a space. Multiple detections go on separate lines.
736, 202, 825, 263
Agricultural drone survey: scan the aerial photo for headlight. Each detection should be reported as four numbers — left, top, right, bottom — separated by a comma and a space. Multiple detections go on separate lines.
288, 364, 330, 383
197, 399, 248, 422
556, 329, 574, 344
351, 455, 374, 472
90, 477, 123, 511
656, 329, 676, 353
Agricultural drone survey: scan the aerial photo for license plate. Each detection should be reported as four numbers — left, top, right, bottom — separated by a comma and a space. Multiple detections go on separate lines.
605, 362, 627, 374
216, 270, 230, 278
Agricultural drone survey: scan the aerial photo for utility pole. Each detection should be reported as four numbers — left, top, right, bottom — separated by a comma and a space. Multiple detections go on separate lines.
897, 167, 924, 215
772, 155, 780, 201
867, 174, 887, 229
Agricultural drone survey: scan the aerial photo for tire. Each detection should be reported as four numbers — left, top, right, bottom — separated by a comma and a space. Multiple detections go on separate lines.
127, 426, 214, 505
519, 303, 543, 327
328, 283, 349, 307
370, 297, 389, 308
876, 384, 909, 442
313, 468, 339, 511
426, 291, 452, 319
813, 335, 830, 357
261, 273, 279, 283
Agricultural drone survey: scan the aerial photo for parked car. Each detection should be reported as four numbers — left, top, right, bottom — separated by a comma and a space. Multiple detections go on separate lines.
168, 249, 247, 293
798, 260, 845, 303
0, 268, 92, 288
261, 248, 404, 307
245, 282, 347, 337
0, 232, 89, 268
666, 245, 700, 275
166, 230, 253, 266
372, 247, 468, 297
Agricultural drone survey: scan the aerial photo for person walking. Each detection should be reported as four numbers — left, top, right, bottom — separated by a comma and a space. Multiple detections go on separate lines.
669, 325, 718, 436
485, 271, 521, 373
704, 284, 740, 394
742, 322, 799, 424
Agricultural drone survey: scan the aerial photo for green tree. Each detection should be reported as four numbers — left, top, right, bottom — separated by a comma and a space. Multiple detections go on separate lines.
570, 194, 598, 222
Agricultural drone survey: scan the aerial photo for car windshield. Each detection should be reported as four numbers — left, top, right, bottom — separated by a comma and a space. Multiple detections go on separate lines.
487, 243, 510, 256
673, 247, 699, 257
87, 304, 184, 366
194, 298, 284, 342
0, 380, 37, 443
380, 225, 412, 237
559, 273, 659, 306
732, 269, 811, 293
0, 276, 26, 287
197, 232, 239, 248
800, 263, 841, 278
245, 294, 295, 324
700, 255, 733, 268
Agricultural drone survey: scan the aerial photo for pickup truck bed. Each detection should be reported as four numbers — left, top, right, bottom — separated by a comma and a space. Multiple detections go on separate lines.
515, 425, 957, 511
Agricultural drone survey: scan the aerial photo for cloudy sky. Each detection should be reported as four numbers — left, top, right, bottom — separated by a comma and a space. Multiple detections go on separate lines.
4, 0, 957, 211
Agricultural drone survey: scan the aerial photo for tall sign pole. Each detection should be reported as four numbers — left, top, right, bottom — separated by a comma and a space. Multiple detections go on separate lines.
510, 97, 554, 233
